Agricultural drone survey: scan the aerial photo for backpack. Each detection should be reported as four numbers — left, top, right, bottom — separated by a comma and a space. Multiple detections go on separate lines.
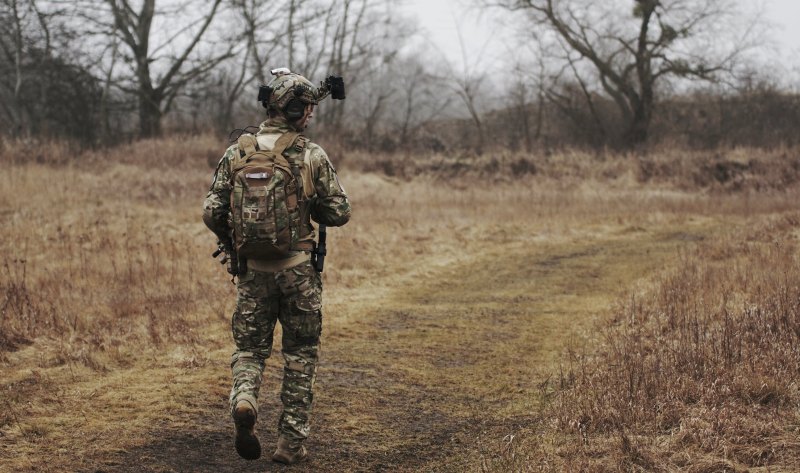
229, 131, 315, 260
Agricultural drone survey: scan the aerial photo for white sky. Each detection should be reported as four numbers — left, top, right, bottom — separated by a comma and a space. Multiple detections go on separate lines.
763, 0, 800, 52
401, 0, 800, 69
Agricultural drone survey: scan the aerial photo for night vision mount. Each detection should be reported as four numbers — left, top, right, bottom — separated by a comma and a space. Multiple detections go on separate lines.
317, 75, 346, 101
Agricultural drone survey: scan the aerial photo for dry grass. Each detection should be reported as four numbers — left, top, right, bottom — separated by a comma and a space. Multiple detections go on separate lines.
1, 135, 799, 471
484, 217, 800, 471
0, 136, 225, 356
540, 215, 800, 471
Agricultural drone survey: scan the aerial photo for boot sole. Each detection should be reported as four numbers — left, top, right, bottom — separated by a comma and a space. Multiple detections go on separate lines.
233, 408, 261, 460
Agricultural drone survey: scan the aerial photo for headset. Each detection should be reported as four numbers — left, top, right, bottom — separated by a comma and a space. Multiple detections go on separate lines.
285, 87, 308, 120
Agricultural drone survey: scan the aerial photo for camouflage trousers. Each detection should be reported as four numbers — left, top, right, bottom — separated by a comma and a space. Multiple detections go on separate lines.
229, 260, 322, 442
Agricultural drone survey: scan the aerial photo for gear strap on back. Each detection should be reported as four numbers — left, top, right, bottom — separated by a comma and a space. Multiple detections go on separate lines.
274, 131, 314, 251
238, 134, 258, 156
283, 133, 313, 251
289, 136, 309, 204
266, 131, 308, 210
271, 131, 301, 168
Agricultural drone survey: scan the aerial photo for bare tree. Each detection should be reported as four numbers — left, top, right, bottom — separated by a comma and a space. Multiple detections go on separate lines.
392, 59, 451, 148
0, 0, 101, 141
448, 23, 490, 155
486, 0, 761, 146
233, 0, 286, 85
542, 54, 611, 146
0, 0, 56, 132
97, 31, 121, 140
89, 0, 231, 137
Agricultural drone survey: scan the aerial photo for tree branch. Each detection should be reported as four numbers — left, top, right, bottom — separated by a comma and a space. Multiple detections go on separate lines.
155, 0, 222, 94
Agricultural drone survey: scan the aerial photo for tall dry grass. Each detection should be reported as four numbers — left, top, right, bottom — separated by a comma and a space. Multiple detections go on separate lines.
531, 215, 800, 471
0, 135, 227, 360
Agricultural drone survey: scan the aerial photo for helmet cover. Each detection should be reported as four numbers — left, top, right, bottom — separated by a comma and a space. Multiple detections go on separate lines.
264, 70, 319, 110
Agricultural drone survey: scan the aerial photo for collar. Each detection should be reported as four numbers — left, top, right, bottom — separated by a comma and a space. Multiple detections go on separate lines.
258, 117, 299, 134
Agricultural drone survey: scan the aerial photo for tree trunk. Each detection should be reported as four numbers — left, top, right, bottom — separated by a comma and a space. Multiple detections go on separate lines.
474, 120, 485, 156
139, 93, 163, 137
626, 99, 652, 146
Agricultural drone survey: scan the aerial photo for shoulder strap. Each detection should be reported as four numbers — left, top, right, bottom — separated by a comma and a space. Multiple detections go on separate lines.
272, 132, 301, 163
232, 134, 259, 174
282, 133, 308, 203
238, 134, 258, 155
300, 147, 315, 199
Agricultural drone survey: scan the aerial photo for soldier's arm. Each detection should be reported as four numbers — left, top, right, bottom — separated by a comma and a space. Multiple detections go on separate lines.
308, 144, 351, 227
202, 145, 237, 239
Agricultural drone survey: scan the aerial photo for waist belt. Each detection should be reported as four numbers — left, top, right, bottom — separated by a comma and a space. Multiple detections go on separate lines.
247, 252, 310, 273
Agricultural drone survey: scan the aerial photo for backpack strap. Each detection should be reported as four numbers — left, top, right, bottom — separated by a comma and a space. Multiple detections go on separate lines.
288, 136, 310, 201
271, 131, 300, 168
270, 132, 306, 196
238, 134, 259, 155
280, 132, 314, 251
232, 134, 259, 174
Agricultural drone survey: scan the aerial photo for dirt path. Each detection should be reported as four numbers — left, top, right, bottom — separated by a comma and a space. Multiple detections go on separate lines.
96, 223, 710, 473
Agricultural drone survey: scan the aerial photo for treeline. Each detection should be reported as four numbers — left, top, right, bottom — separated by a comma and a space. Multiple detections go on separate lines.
1, 0, 796, 153
481, 86, 800, 152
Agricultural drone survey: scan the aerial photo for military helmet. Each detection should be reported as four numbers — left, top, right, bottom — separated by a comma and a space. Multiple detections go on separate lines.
258, 68, 345, 120
260, 68, 318, 119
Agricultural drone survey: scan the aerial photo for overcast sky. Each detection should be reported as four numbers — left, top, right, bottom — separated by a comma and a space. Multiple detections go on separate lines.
401, 0, 800, 69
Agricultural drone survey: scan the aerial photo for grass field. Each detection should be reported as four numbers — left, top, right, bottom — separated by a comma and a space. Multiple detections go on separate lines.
1, 136, 799, 471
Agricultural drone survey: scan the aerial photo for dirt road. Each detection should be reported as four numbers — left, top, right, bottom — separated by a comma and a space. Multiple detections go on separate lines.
91, 222, 707, 473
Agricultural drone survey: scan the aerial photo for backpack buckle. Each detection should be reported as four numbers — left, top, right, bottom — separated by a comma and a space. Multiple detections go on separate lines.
294, 136, 309, 153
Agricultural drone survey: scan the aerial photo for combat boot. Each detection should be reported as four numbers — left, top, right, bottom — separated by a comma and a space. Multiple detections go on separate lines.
272, 436, 308, 465
232, 400, 261, 460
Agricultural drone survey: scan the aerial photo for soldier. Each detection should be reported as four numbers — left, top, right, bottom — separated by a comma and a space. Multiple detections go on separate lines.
202, 68, 350, 465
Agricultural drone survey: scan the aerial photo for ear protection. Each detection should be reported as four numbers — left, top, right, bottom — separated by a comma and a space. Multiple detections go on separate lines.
284, 86, 309, 120
285, 98, 306, 120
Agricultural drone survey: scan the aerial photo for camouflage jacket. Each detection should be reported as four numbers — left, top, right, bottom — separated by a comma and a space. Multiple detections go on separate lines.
203, 118, 351, 245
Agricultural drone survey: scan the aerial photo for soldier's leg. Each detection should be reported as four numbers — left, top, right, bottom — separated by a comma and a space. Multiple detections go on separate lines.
230, 270, 279, 417
275, 261, 322, 445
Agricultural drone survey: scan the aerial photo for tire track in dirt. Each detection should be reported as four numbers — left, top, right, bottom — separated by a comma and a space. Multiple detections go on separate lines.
106, 226, 704, 472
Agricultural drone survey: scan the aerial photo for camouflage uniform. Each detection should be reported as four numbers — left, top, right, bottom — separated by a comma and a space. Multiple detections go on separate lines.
203, 116, 350, 443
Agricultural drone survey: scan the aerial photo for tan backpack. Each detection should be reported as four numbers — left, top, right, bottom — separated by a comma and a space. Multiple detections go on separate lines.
229, 131, 315, 260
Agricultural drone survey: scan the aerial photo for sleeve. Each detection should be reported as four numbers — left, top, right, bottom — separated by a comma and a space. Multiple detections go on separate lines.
308, 144, 351, 227
202, 145, 237, 239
